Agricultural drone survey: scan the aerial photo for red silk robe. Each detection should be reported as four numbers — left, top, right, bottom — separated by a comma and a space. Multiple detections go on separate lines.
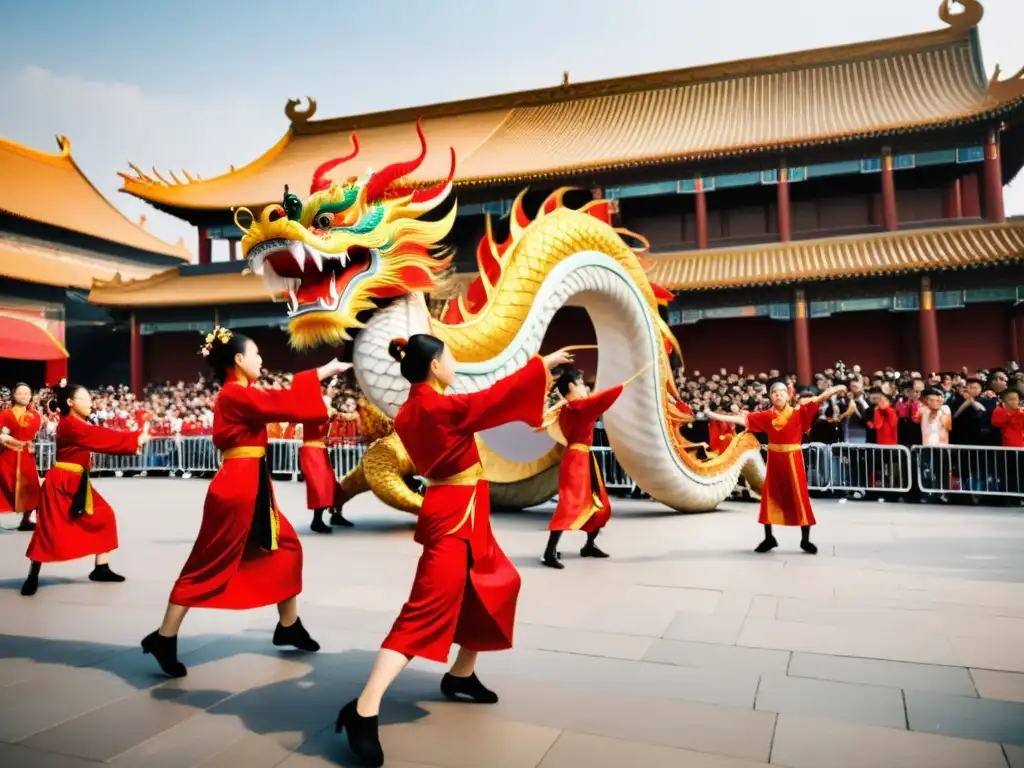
382, 356, 549, 663
298, 418, 338, 509
708, 420, 737, 455
26, 415, 141, 563
0, 406, 42, 514
548, 385, 623, 532
745, 405, 817, 527
169, 370, 327, 609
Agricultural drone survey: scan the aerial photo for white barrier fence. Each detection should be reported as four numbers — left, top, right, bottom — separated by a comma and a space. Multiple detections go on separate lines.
29, 437, 1023, 500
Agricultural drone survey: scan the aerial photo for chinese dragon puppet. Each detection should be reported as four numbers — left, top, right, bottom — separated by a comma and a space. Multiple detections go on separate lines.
240, 119, 765, 514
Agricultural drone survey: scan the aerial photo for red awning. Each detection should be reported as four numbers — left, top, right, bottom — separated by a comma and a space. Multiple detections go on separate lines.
0, 313, 69, 361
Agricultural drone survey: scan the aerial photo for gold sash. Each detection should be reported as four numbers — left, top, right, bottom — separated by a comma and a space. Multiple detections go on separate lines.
302, 440, 326, 449
568, 443, 590, 452
222, 446, 267, 460
767, 443, 802, 453
53, 461, 93, 515
424, 463, 484, 487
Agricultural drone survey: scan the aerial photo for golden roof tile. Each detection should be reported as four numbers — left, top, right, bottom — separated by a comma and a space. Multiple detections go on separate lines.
0, 136, 191, 259
433, 221, 1024, 295
122, 1, 1024, 211
646, 221, 1024, 290
88, 268, 277, 307
0, 235, 168, 290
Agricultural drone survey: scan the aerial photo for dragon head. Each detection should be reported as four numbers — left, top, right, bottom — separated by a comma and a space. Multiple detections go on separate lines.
241, 118, 457, 349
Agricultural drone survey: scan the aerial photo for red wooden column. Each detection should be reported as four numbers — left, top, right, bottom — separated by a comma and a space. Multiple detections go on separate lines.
197, 228, 212, 265
943, 178, 963, 219
777, 167, 792, 242
130, 312, 144, 397
961, 172, 982, 217
983, 128, 1006, 223
919, 276, 940, 376
694, 179, 709, 249
227, 239, 238, 261
881, 150, 898, 231
793, 289, 812, 385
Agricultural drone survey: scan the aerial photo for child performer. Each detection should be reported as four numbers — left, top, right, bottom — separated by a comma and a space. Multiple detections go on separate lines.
22, 381, 151, 596
141, 328, 350, 678
708, 380, 847, 554
334, 335, 573, 767
302, 395, 349, 533
1, 383, 42, 531
541, 366, 645, 569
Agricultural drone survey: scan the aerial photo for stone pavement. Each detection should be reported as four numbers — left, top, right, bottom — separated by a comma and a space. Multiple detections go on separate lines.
1, 478, 1023, 767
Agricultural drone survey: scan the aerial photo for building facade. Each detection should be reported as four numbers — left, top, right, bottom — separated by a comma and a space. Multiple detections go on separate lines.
0, 135, 191, 387
100, 0, 1024, 386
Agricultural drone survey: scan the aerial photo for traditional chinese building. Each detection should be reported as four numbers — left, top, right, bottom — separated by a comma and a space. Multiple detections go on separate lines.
0, 135, 190, 387
99, 0, 1024, 386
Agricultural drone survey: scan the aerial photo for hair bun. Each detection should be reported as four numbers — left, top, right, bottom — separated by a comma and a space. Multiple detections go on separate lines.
388, 337, 408, 363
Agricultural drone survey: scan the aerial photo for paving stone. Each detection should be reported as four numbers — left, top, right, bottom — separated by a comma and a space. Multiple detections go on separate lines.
789, 652, 977, 696
905, 690, 1024, 746
755, 674, 907, 729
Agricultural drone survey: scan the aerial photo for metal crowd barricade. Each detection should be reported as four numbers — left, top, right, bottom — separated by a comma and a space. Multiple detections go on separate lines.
827, 443, 913, 495
34, 440, 55, 473
267, 439, 300, 480
592, 445, 632, 489
758, 442, 832, 492
913, 445, 1024, 499
328, 442, 368, 477
178, 436, 220, 476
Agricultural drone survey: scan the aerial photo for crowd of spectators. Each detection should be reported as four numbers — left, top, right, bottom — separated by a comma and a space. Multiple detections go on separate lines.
674, 361, 1024, 449
0, 370, 368, 444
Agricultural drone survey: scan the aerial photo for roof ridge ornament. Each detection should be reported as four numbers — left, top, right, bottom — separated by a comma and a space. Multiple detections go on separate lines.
988, 63, 1024, 104
286, 97, 317, 126
938, 0, 983, 31
54, 135, 71, 157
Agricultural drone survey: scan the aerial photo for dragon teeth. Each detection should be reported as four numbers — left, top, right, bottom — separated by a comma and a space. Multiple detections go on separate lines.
304, 243, 323, 271
287, 240, 305, 270
328, 276, 339, 302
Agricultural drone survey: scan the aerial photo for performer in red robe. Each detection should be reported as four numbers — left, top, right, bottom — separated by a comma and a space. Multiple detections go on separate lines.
541, 366, 644, 569
301, 397, 349, 533
334, 334, 573, 767
21, 382, 149, 596
708, 380, 846, 554
0, 383, 42, 531
141, 327, 349, 678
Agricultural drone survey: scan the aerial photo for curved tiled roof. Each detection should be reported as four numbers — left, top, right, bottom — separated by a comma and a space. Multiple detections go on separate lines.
0, 136, 190, 260
122, 1, 1024, 212
88, 268, 277, 307
0, 234, 169, 290
646, 221, 1024, 290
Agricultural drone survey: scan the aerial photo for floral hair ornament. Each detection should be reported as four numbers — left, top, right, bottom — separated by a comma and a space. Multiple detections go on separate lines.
199, 326, 233, 358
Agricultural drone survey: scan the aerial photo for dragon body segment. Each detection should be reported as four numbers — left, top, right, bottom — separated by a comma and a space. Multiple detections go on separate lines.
242, 119, 765, 513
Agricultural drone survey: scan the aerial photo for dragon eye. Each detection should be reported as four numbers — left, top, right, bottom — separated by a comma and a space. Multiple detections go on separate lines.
313, 212, 334, 229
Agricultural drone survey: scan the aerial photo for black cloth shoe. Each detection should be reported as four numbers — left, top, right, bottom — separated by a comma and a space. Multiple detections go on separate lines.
541, 551, 564, 569
310, 518, 333, 534
754, 537, 779, 553
440, 672, 499, 704
273, 617, 320, 652
335, 699, 384, 767
330, 512, 355, 527
89, 564, 125, 582
800, 540, 818, 555
580, 543, 609, 558
20, 574, 38, 596
142, 630, 187, 678
17, 518, 36, 531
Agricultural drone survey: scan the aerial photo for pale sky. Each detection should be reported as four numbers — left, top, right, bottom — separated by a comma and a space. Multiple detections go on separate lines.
1, 0, 1022, 261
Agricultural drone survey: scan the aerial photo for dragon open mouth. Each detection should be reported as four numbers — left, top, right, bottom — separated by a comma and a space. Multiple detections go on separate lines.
248, 238, 373, 317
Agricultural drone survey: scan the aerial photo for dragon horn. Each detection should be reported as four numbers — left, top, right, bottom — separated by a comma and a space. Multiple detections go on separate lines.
309, 133, 360, 195
410, 146, 456, 204
363, 116, 428, 202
